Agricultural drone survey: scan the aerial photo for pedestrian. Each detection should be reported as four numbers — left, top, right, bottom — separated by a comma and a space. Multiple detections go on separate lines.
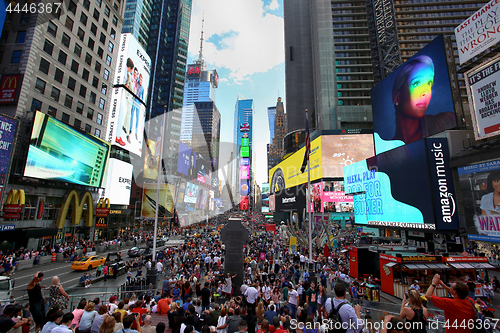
27, 271, 46, 333
49, 276, 69, 310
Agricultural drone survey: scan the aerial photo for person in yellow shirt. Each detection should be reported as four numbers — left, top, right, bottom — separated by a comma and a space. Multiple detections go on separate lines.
114, 301, 127, 322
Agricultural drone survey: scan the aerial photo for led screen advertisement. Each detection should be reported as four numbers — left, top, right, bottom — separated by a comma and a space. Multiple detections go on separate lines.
113, 33, 151, 104
197, 154, 208, 184
371, 35, 456, 155
269, 133, 374, 194
240, 180, 249, 196
106, 87, 146, 156
309, 181, 353, 213
184, 182, 198, 204
345, 138, 459, 231
25, 111, 109, 187
178, 142, 197, 180
465, 54, 500, 140
103, 158, 133, 205
141, 183, 175, 218
0, 115, 17, 188
458, 159, 500, 242
276, 184, 306, 212
241, 165, 250, 179
240, 196, 249, 210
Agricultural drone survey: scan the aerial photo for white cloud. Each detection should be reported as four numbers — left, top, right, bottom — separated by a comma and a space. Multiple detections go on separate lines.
267, 0, 279, 11
188, 0, 284, 82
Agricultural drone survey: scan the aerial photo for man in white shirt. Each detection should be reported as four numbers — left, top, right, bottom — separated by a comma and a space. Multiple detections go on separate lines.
145, 259, 152, 269
300, 254, 306, 269
410, 280, 420, 292
156, 261, 163, 277
325, 283, 363, 333
288, 285, 299, 319
244, 283, 259, 312
50, 313, 74, 333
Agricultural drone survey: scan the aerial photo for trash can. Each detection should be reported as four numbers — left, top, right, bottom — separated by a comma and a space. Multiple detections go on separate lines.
146, 269, 157, 286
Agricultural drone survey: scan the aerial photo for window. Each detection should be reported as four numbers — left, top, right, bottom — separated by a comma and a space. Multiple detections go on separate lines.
89, 92, 96, 104
96, 0, 102, 7
87, 107, 94, 119
94, 61, 101, 73
77, 27, 85, 40
58, 50, 67, 65
106, 55, 112, 66
103, 68, 109, 80
95, 128, 101, 137
74, 118, 81, 129
67, 77, 76, 91
97, 113, 103, 125
54, 68, 64, 83
79, 85, 87, 98
80, 13, 88, 25
74, 43, 82, 57
62, 112, 70, 124
50, 87, 60, 101
97, 47, 103, 58
31, 98, 42, 111
20, 13, 30, 24
108, 41, 114, 53
85, 124, 91, 133
100, 33, 106, 44
47, 106, 57, 117
11, 50, 21, 63
104, 5, 110, 17
39, 58, 50, 74
68, 0, 77, 15
85, 52, 92, 65
64, 95, 73, 108
65, 17, 74, 31
112, 15, 117, 26
90, 23, 97, 36
43, 39, 54, 55
83, 0, 90, 11
82, 69, 89, 81
47, 21, 57, 37
110, 28, 116, 40
92, 76, 99, 88
62, 33, 71, 47
101, 83, 107, 95
93, 9, 100, 20
99, 97, 105, 109
88, 37, 95, 50
71, 60, 79, 73
76, 101, 84, 114
16, 31, 26, 43
34, 78, 46, 94
102, 19, 108, 31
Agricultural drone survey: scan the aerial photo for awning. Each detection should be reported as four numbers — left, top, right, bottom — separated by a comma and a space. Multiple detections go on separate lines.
385, 262, 399, 268
461, 263, 476, 269
472, 263, 496, 269
405, 264, 422, 270
340, 249, 349, 253
425, 263, 450, 270
25, 228, 58, 238
448, 263, 466, 269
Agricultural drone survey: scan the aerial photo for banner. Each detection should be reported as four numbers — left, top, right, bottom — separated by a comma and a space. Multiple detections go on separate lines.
141, 183, 175, 218
0, 75, 21, 104
0, 115, 17, 189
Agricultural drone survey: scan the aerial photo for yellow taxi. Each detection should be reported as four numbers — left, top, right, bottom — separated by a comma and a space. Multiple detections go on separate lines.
71, 255, 106, 271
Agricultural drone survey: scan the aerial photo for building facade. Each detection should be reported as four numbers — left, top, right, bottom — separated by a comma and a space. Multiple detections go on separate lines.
268, 106, 276, 144
268, 97, 286, 172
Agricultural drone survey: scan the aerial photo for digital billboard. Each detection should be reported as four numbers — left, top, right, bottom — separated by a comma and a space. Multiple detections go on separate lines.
240, 196, 249, 210
455, 0, 500, 65
103, 158, 133, 205
241, 146, 249, 157
141, 183, 175, 218
196, 189, 204, 209
344, 138, 459, 230
371, 35, 456, 154
241, 158, 249, 166
197, 154, 207, 184
458, 159, 500, 242
309, 181, 353, 213
209, 190, 214, 211
241, 165, 250, 179
113, 33, 150, 104
241, 180, 249, 196
465, 55, 500, 140
143, 139, 159, 179
178, 142, 197, 180
106, 87, 146, 156
184, 182, 198, 204
25, 111, 109, 187
276, 184, 306, 212
269, 133, 374, 194
0, 115, 17, 188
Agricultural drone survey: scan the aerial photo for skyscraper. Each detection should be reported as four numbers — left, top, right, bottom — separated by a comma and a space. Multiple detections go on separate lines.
268, 97, 286, 171
122, 0, 152, 48
268, 106, 277, 144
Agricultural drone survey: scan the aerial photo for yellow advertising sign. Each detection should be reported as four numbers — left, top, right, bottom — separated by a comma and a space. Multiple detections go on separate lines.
56, 190, 94, 229
141, 183, 176, 218
5, 189, 25, 205
289, 236, 297, 253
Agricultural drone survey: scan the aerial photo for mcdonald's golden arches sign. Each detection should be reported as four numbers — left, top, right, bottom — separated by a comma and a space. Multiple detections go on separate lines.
56, 190, 94, 229
3, 189, 25, 219
0, 75, 21, 104
95, 198, 110, 227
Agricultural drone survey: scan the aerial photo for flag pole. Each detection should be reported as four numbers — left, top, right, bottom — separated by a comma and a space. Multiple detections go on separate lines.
153, 112, 165, 264
306, 109, 313, 271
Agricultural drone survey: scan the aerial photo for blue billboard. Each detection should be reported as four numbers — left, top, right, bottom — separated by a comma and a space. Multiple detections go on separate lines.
177, 142, 197, 180
0, 115, 17, 188
344, 138, 459, 231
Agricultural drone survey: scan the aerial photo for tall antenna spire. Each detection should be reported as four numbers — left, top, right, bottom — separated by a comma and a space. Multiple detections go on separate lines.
198, 13, 204, 63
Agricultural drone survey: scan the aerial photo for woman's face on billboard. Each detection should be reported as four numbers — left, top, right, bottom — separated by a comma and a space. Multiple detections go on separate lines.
492, 178, 500, 193
397, 62, 434, 119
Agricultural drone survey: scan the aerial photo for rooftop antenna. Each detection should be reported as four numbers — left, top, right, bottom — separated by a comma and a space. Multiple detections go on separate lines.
198, 13, 205, 64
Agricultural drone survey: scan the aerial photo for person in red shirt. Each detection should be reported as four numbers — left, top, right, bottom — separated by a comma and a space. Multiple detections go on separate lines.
131, 301, 148, 327
157, 293, 172, 314
425, 274, 476, 333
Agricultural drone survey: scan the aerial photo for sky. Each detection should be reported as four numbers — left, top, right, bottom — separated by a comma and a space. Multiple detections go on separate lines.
187, 0, 285, 188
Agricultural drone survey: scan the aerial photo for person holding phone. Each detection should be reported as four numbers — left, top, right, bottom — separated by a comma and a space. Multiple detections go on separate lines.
400, 290, 428, 333
27, 271, 46, 333
49, 313, 75, 333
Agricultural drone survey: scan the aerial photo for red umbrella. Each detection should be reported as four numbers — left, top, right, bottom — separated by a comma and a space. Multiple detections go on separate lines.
324, 244, 329, 257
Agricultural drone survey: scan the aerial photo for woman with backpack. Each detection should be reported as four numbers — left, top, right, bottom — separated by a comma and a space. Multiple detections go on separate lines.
400, 290, 428, 333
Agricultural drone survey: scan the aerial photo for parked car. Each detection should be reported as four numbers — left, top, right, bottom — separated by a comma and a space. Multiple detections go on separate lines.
128, 247, 151, 257
71, 255, 106, 271
146, 238, 165, 248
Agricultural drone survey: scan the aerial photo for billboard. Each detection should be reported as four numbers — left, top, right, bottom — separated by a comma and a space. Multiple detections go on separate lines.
184, 182, 198, 204
25, 111, 109, 187
141, 183, 175, 218
0, 74, 22, 104
103, 158, 133, 205
344, 138, 459, 230
240, 123, 250, 132
178, 142, 197, 180
197, 154, 208, 184
241, 165, 250, 179
455, 0, 500, 65
209, 190, 214, 211
241, 180, 249, 196
241, 146, 249, 157
113, 33, 150, 104
458, 159, 500, 242
143, 139, 159, 179
187, 64, 202, 78
371, 35, 456, 155
0, 115, 17, 189
241, 157, 249, 166
240, 196, 249, 210
309, 181, 353, 213
276, 184, 306, 212
262, 183, 269, 200
269, 133, 374, 194
465, 55, 500, 140
196, 189, 204, 209
106, 87, 146, 156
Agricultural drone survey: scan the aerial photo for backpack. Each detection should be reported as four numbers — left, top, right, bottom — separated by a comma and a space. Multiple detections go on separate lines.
328, 299, 347, 333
